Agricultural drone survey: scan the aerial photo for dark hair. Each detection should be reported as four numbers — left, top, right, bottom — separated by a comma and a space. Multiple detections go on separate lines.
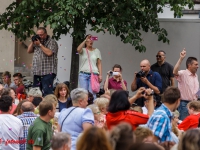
0, 95, 13, 112
186, 57, 198, 68
39, 100, 53, 116
108, 90, 130, 113
32, 97, 43, 107
13, 73, 23, 78
112, 64, 122, 71
2, 71, 11, 78
158, 50, 166, 55
37, 27, 47, 33
162, 87, 180, 104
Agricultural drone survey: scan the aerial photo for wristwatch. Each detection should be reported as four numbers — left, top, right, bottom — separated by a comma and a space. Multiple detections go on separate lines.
39, 43, 42, 47
146, 90, 154, 96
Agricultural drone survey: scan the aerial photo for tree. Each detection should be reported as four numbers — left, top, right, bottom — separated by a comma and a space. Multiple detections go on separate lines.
0, 0, 194, 90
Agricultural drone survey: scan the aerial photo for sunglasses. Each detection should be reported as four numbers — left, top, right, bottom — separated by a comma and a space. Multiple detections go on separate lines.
156, 55, 163, 58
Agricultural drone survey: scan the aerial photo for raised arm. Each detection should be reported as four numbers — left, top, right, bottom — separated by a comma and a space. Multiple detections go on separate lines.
27, 42, 34, 53
131, 72, 137, 91
77, 35, 91, 54
104, 71, 112, 90
173, 49, 186, 75
129, 87, 145, 104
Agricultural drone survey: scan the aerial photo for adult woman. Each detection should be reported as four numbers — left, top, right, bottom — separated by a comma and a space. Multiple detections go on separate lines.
104, 64, 127, 91
58, 88, 94, 150
77, 126, 112, 150
106, 88, 154, 130
54, 83, 71, 112
77, 34, 102, 99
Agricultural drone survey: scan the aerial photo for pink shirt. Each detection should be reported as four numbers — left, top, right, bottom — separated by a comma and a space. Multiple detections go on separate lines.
175, 69, 199, 100
108, 77, 127, 90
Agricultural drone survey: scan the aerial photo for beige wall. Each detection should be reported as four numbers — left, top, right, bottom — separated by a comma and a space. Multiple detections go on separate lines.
0, 0, 15, 75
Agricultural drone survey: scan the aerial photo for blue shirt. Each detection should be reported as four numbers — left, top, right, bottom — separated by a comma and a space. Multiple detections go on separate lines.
136, 70, 162, 106
58, 107, 94, 150
147, 104, 173, 142
17, 112, 37, 150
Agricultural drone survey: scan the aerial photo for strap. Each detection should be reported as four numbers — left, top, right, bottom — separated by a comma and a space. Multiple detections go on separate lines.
86, 48, 93, 73
60, 107, 77, 131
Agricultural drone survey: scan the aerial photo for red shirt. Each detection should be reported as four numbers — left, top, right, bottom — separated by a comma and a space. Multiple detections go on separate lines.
108, 77, 127, 90
106, 110, 149, 130
16, 85, 25, 95
178, 113, 200, 131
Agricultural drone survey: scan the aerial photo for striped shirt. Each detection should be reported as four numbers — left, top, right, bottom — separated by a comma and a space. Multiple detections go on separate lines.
147, 104, 173, 142
175, 69, 199, 101
17, 112, 37, 150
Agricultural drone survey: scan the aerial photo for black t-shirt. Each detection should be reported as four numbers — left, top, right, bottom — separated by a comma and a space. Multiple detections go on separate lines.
151, 61, 174, 92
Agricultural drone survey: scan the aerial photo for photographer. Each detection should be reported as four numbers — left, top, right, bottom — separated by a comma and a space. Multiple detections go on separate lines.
27, 27, 58, 96
104, 64, 127, 91
131, 59, 162, 107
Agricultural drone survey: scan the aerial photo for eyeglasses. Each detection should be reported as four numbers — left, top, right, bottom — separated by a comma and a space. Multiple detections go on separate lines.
156, 55, 163, 58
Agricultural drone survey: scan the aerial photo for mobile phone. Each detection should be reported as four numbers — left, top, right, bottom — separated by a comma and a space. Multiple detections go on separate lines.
90, 36, 98, 41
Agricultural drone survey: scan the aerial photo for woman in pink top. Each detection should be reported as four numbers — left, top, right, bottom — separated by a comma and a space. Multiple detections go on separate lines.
104, 64, 127, 91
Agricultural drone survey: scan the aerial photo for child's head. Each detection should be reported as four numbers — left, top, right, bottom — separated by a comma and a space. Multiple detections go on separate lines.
187, 101, 200, 115
130, 105, 143, 113
172, 110, 180, 125
87, 104, 101, 120
134, 127, 153, 143
94, 98, 109, 115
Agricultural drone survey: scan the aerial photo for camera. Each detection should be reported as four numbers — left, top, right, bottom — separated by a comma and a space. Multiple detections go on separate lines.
136, 70, 145, 78
109, 71, 119, 76
31, 35, 41, 42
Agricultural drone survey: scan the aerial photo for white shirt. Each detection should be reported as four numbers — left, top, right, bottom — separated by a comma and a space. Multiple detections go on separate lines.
0, 114, 23, 150
142, 106, 148, 114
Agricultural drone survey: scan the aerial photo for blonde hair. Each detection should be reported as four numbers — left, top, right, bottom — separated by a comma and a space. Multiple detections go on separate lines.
130, 106, 143, 113
94, 98, 109, 111
87, 104, 99, 114
134, 127, 153, 143
43, 94, 58, 107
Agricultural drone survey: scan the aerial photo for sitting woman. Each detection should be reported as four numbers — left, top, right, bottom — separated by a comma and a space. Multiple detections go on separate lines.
178, 101, 200, 131
104, 64, 127, 91
106, 87, 154, 130
54, 83, 71, 112
58, 88, 94, 150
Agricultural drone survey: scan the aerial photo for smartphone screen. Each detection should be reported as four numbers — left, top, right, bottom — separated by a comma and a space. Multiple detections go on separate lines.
91, 36, 98, 41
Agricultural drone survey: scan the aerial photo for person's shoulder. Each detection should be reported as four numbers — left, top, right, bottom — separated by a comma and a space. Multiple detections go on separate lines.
151, 62, 157, 68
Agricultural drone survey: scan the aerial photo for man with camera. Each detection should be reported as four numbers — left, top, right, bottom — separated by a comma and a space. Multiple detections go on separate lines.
131, 59, 162, 107
27, 27, 58, 96
104, 64, 127, 91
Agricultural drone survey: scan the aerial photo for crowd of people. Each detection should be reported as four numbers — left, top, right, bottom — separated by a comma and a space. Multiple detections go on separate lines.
0, 27, 200, 150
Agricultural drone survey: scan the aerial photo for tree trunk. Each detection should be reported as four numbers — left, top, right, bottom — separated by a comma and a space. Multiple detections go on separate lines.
69, 17, 86, 91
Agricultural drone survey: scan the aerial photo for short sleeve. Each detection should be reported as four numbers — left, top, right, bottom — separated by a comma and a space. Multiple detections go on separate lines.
48, 40, 58, 54
147, 115, 168, 139
31, 130, 45, 147
175, 70, 184, 82
81, 108, 94, 125
95, 49, 102, 60
168, 64, 174, 78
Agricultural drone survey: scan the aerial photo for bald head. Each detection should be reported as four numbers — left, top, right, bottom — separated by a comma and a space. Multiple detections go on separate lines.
21, 101, 34, 112
140, 59, 151, 73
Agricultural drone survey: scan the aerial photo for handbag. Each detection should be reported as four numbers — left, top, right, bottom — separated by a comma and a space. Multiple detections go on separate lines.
86, 48, 100, 93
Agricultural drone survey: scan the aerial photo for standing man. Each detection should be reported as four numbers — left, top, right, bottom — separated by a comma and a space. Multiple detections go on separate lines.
151, 50, 174, 92
173, 49, 199, 120
131, 59, 162, 107
27, 27, 58, 96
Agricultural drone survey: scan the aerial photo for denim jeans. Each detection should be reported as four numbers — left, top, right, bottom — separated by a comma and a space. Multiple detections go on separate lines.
178, 100, 189, 120
33, 73, 56, 97
79, 73, 96, 99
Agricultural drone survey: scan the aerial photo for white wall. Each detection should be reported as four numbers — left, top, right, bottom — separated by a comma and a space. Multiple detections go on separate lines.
56, 19, 200, 95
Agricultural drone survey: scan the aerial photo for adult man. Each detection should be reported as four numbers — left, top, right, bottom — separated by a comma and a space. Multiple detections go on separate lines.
27, 27, 58, 96
173, 49, 199, 120
26, 99, 56, 150
51, 132, 71, 150
104, 64, 127, 91
131, 59, 162, 107
147, 87, 181, 143
0, 95, 24, 150
2, 71, 17, 89
13, 73, 26, 99
17, 101, 37, 150
151, 50, 174, 92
